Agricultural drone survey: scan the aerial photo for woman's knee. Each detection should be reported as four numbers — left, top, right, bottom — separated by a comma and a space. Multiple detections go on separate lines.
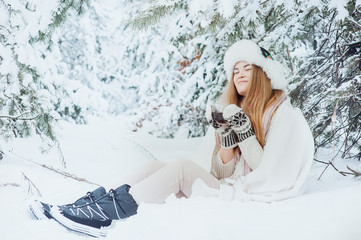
170, 159, 194, 169
139, 160, 165, 170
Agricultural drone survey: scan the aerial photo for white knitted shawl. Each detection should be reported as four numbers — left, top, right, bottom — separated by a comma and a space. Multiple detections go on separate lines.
191, 99, 314, 202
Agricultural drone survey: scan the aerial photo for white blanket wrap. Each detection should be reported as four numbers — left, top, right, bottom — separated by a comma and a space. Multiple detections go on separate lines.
191, 99, 314, 202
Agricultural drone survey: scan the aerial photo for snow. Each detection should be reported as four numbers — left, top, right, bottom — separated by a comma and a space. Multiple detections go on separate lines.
217, 0, 237, 19
329, 0, 349, 21
188, 0, 213, 14
0, 5, 8, 25
1, 116, 361, 240
0, 45, 18, 76
0, 1, 361, 239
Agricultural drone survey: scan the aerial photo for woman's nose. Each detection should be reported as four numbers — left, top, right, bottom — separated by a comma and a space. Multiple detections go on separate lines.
238, 71, 246, 78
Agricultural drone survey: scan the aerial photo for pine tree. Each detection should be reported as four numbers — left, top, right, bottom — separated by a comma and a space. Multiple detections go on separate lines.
130, 0, 361, 159
289, 1, 361, 160
52, 0, 143, 121
128, 0, 291, 137
0, 0, 89, 150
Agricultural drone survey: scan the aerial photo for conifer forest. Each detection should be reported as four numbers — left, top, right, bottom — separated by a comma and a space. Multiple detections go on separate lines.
0, 0, 360, 162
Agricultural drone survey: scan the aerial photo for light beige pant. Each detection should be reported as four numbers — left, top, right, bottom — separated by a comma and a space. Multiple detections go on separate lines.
120, 159, 220, 204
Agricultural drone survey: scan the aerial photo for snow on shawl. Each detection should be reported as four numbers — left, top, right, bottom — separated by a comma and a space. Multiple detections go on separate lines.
190, 99, 314, 202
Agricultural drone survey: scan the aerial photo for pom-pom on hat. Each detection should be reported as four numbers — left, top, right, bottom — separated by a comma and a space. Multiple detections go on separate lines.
223, 39, 288, 90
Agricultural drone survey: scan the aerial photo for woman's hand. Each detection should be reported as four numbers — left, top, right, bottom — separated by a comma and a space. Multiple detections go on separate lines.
205, 104, 227, 130
205, 104, 239, 149
223, 104, 255, 143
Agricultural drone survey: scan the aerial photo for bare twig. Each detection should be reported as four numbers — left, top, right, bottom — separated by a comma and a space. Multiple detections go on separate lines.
286, 46, 294, 72
318, 163, 330, 180
313, 158, 328, 164
122, 137, 158, 161
56, 142, 66, 169
347, 166, 361, 177
315, 158, 360, 179
33, 163, 99, 186
0, 24, 11, 34
22, 172, 42, 198
7, 151, 100, 186
328, 161, 346, 176
0, 183, 20, 187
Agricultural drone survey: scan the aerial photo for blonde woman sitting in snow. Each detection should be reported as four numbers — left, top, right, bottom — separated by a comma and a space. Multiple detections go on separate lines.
29, 39, 314, 237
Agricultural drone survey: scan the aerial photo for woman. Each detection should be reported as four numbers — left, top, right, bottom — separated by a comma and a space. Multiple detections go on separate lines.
29, 40, 314, 237
193, 40, 314, 202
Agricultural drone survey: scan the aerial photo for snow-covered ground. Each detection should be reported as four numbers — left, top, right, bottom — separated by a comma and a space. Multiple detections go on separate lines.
1, 116, 361, 240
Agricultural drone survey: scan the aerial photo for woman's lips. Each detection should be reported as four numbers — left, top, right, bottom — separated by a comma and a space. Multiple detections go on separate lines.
237, 80, 248, 85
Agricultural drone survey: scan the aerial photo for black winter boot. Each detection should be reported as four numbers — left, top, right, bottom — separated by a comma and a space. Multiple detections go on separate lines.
65, 186, 107, 206
29, 186, 106, 221
49, 184, 138, 237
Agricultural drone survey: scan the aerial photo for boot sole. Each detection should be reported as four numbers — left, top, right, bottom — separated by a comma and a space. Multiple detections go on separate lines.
28, 199, 52, 220
50, 206, 109, 238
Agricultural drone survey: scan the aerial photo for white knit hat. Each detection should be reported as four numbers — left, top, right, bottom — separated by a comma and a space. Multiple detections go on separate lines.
223, 39, 288, 90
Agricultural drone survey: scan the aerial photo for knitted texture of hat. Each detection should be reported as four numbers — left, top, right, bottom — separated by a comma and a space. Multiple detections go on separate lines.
223, 39, 288, 90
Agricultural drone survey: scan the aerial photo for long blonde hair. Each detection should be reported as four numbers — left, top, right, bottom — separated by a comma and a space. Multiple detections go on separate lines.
219, 65, 284, 147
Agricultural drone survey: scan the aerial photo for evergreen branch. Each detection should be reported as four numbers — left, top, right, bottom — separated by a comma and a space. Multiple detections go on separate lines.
3, 93, 22, 114
346, 15, 361, 28
0, 113, 39, 121
260, 0, 273, 5
29, 0, 90, 43
215, 10, 245, 39
307, 54, 336, 78
130, 5, 174, 30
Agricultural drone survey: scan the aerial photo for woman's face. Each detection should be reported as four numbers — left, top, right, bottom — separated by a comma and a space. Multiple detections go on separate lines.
233, 61, 252, 96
